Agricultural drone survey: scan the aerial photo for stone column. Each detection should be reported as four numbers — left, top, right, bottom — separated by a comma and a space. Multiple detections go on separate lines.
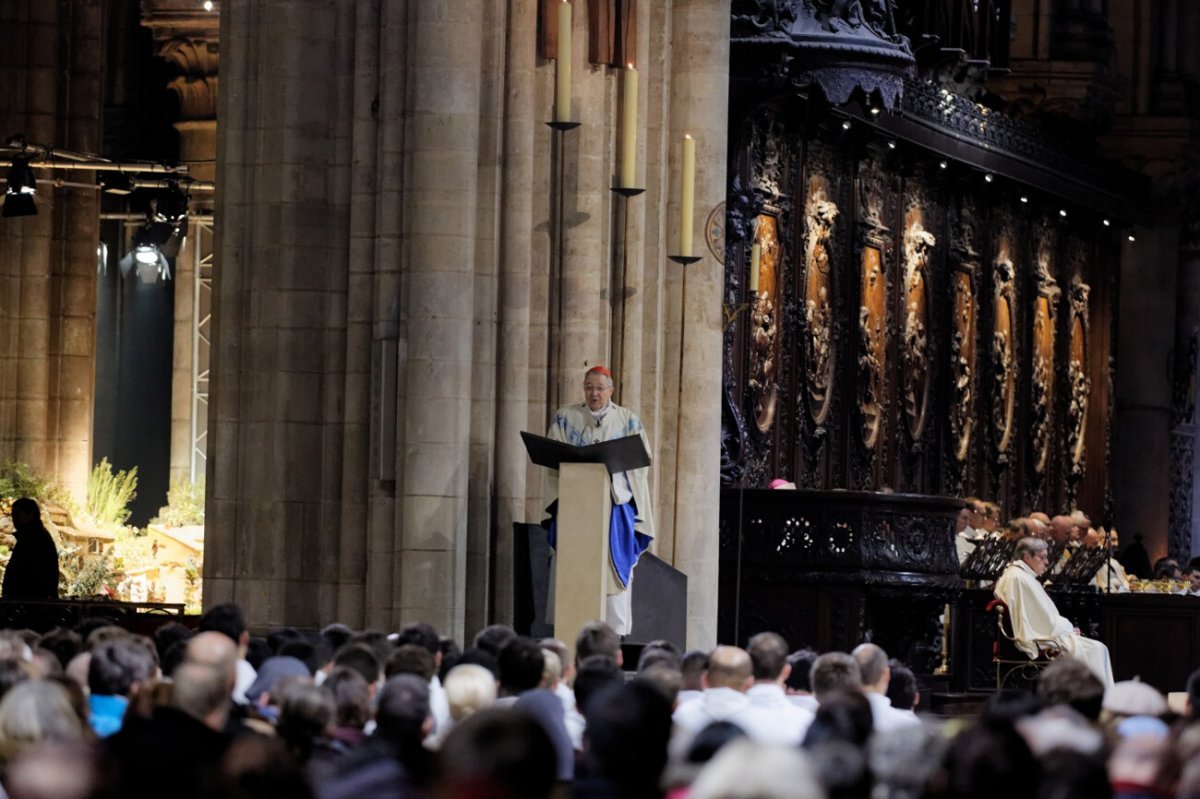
1174, 227, 1200, 560
664, 0, 729, 649
1115, 224, 1178, 563
396, 1, 483, 643
0, 0, 102, 503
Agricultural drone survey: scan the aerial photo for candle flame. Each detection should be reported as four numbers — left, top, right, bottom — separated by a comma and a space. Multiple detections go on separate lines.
684, 133, 693, 139
627, 63, 634, 70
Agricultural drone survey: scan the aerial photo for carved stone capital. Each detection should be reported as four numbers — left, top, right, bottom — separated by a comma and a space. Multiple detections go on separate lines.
141, 2, 219, 123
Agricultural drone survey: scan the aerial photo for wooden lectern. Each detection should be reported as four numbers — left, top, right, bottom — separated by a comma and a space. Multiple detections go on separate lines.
521, 432, 650, 662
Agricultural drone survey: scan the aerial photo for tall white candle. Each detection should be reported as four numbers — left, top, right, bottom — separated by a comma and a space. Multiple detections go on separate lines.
620, 65, 638, 188
750, 242, 760, 294
555, 1, 572, 123
679, 134, 695, 256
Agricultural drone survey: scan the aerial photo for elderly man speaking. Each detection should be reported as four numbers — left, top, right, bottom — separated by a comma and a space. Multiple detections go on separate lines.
543, 365, 655, 635
994, 536, 1114, 686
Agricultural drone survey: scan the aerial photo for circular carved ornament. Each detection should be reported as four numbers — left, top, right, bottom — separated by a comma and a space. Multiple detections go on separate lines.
706, 202, 726, 265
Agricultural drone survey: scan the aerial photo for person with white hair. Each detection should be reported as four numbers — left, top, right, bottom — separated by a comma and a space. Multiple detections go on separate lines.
689, 738, 826, 799
994, 537, 1114, 686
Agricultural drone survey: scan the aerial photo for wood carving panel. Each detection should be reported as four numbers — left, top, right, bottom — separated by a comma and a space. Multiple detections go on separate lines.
901, 194, 936, 442
859, 245, 887, 449
749, 214, 782, 433
1030, 229, 1060, 479
802, 173, 840, 428
992, 230, 1017, 464
1067, 275, 1091, 492
950, 268, 977, 462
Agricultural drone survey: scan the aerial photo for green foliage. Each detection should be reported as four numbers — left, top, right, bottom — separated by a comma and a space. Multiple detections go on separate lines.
0, 459, 76, 512
67, 549, 114, 597
151, 478, 205, 528
86, 458, 138, 530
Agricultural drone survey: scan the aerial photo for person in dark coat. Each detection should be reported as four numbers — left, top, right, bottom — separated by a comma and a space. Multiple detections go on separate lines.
3, 497, 59, 600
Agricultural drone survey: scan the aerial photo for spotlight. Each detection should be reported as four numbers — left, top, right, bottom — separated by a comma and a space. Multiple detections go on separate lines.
1103, 219, 1111, 227
984, 174, 994, 183
1128, 234, 1136, 242
842, 120, 852, 130
887, 140, 896, 149
152, 182, 189, 226
3, 155, 37, 217
1059, 209, 1067, 217
120, 223, 175, 282
870, 106, 881, 116
1019, 196, 1028, 203
203, 0, 213, 9
939, 160, 948, 169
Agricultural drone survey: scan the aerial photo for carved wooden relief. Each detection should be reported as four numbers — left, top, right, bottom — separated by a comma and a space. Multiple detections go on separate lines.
1067, 275, 1091, 485
950, 268, 977, 461
901, 192, 936, 441
802, 173, 839, 427
992, 234, 1017, 462
749, 213, 782, 433
859, 245, 887, 449
1030, 229, 1060, 477
856, 157, 890, 455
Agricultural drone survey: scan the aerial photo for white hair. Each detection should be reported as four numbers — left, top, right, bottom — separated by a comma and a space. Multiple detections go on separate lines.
689, 739, 826, 799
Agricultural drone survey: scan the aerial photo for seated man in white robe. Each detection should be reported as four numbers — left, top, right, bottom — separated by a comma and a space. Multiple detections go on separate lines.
994, 536, 1114, 687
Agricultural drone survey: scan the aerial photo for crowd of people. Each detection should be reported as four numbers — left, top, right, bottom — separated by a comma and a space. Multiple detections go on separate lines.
0, 603, 1191, 798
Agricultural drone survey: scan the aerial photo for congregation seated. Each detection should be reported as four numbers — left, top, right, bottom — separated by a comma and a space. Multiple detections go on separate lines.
5, 606, 1200, 798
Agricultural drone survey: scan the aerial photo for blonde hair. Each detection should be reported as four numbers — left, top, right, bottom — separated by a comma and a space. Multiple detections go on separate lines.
541, 648, 562, 688
443, 664, 497, 722
0, 681, 83, 763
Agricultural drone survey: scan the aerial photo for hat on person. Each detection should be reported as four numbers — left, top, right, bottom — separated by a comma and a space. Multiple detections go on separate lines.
1103, 679, 1167, 717
586, 365, 612, 379
245, 655, 310, 703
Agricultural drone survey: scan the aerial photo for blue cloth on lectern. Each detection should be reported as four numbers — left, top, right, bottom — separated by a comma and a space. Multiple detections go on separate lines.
546, 500, 650, 589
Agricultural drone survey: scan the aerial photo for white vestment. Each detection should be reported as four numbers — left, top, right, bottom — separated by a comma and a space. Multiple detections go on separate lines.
545, 401, 655, 635
994, 560, 1114, 686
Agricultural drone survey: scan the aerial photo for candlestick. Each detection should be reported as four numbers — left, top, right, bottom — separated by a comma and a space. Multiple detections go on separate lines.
555, 1, 572, 123
750, 242, 760, 295
620, 65, 638, 189
679, 134, 695, 257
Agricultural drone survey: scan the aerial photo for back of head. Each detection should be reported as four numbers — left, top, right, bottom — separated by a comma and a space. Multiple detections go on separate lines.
386, 644, 436, 682
803, 690, 873, 749
198, 603, 247, 645
636, 665, 682, 706
497, 637, 545, 696
472, 624, 517, 658
320, 623, 353, 654
810, 652, 863, 702
394, 622, 439, 655
333, 643, 381, 685
582, 681, 673, 796
927, 719, 1040, 799
152, 622, 192, 665
443, 663, 497, 723
851, 643, 889, 689
88, 638, 156, 696
575, 621, 620, 664
185, 630, 238, 689
785, 649, 818, 693
680, 650, 709, 691
705, 646, 752, 691
455, 647, 500, 681
278, 638, 328, 676
885, 660, 917, 711
747, 632, 789, 681
689, 738, 824, 799
436, 707, 558, 799
375, 674, 431, 744
172, 661, 230, 725
36, 628, 81, 673
347, 630, 392, 665
0, 679, 83, 757
1038, 657, 1105, 721
574, 655, 623, 717
277, 681, 334, 758
322, 666, 372, 729
637, 645, 681, 673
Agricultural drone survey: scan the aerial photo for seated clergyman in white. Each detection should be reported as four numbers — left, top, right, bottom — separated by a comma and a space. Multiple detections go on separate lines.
993, 536, 1114, 687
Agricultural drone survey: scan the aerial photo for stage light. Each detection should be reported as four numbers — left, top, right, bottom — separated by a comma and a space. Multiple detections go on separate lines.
887, 140, 896, 149
1103, 219, 1111, 227
842, 120, 852, 130
3, 155, 37, 217
939, 160, 948, 169
870, 106, 881, 116
102, 172, 133, 195
1128, 234, 1136, 242
203, 0, 213, 10
1059, 209, 1067, 217
152, 182, 189, 225
1020, 196, 1028, 203
984, 174, 994, 183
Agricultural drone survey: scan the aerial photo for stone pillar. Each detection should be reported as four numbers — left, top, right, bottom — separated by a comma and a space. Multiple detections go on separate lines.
664, 0, 729, 649
1115, 224, 1178, 563
1174, 231, 1200, 560
395, 0, 483, 643
0, 0, 102, 503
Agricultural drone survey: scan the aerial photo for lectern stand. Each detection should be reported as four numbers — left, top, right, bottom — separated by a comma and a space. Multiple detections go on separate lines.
521, 432, 650, 662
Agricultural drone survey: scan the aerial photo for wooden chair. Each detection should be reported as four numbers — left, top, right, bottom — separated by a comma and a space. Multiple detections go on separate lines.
987, 598, 1062, 690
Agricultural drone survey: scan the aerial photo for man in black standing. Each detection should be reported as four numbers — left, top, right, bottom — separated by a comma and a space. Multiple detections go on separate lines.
3, 498, 59, 599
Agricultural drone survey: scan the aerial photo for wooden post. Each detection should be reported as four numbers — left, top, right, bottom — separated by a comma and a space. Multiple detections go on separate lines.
555, 462, 611, 663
